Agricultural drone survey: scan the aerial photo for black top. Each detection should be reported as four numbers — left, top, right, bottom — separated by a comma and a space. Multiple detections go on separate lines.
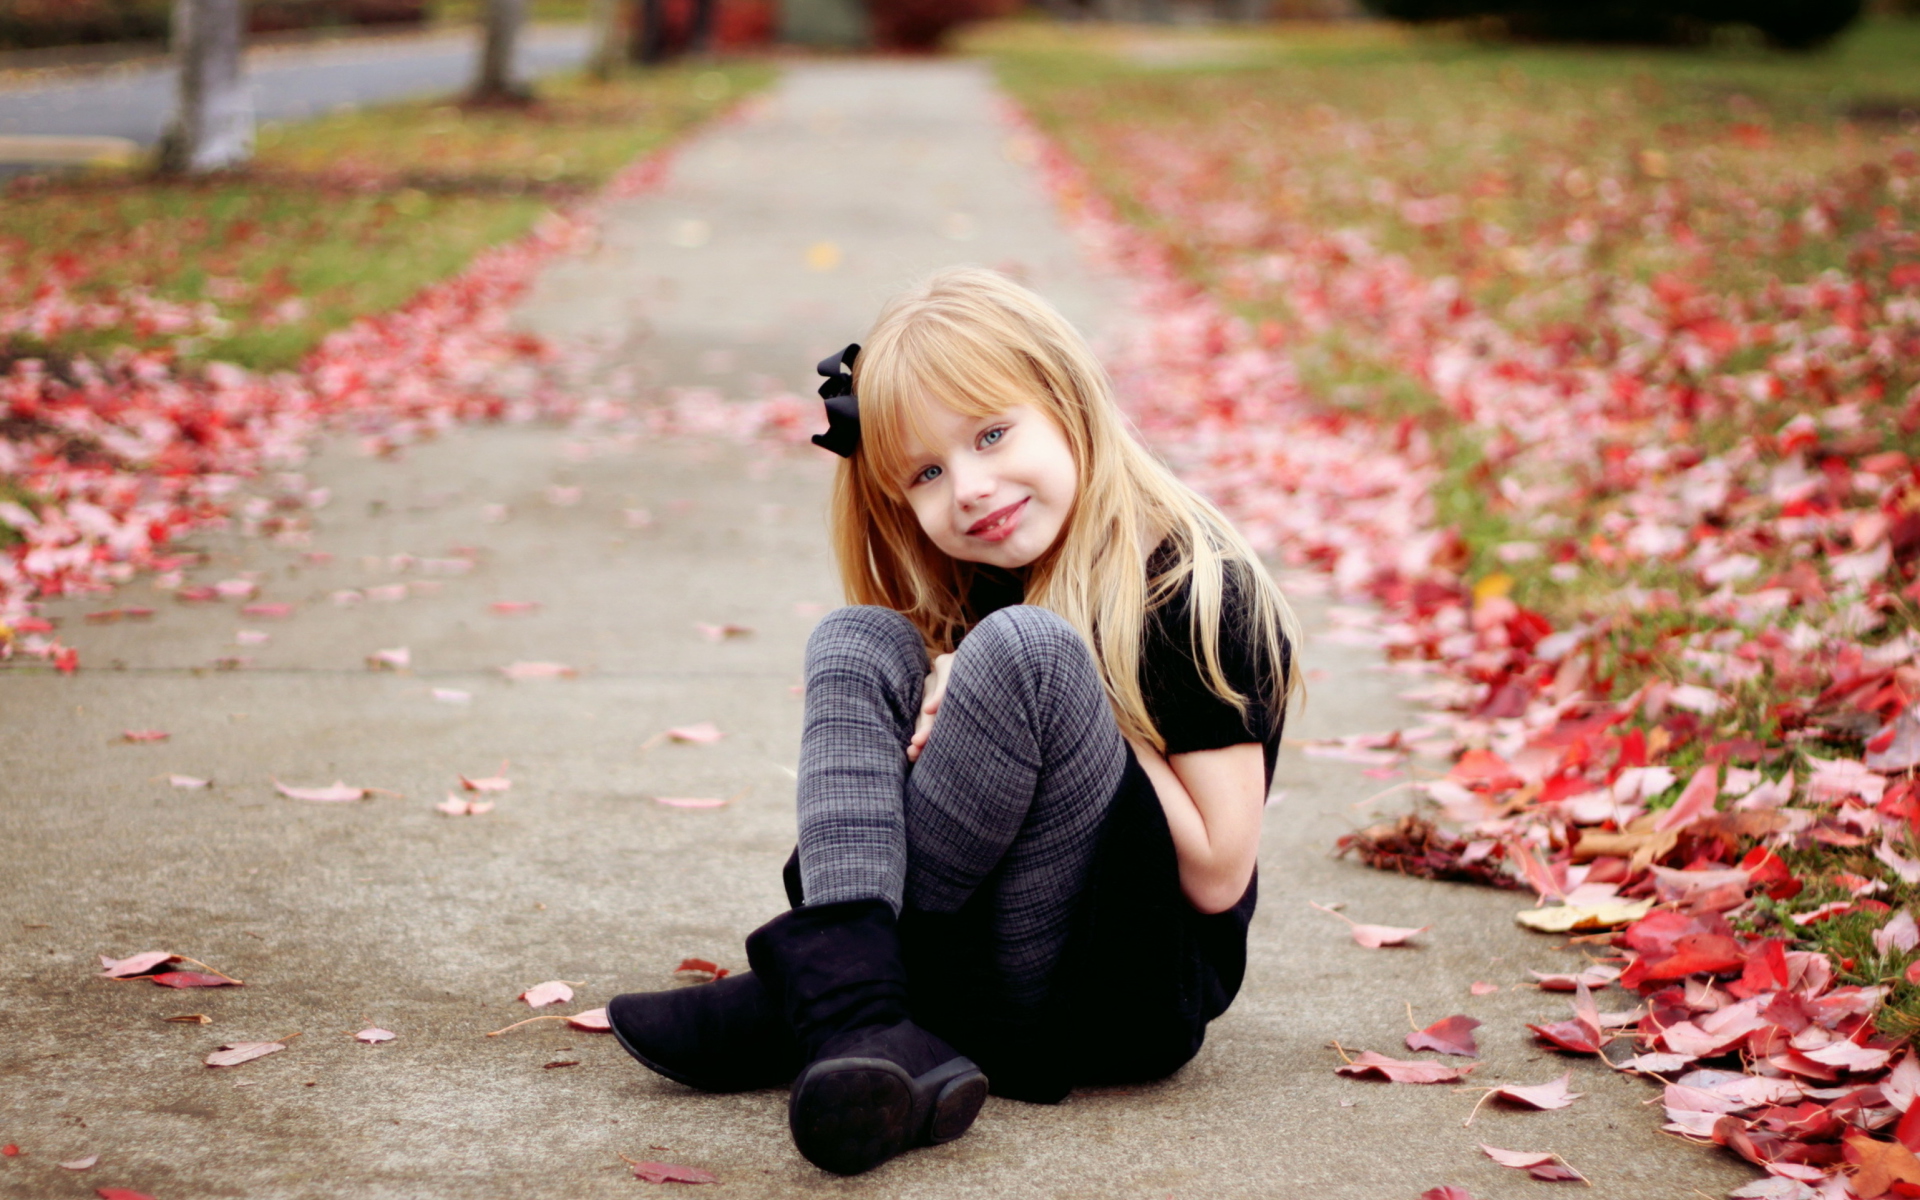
900, 542, 1290, 1101
965, 541, 1287, 784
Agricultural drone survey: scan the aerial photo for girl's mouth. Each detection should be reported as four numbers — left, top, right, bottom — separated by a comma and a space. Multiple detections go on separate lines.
967, 498, 1028, 542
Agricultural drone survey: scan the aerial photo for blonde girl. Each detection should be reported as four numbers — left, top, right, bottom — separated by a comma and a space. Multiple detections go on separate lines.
609, 266, 1299, 1176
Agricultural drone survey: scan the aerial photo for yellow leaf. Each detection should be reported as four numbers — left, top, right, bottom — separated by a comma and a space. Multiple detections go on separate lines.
1515, 899, 1655, 933
1472, 573, 1513, 604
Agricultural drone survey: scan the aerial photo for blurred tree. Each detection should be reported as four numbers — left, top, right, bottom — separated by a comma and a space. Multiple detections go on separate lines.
587, 0, 624, 76
471, 0, 532, 101
1357, 0, 1863, 47
631, 0, 717, 62
158, 0, 251, 173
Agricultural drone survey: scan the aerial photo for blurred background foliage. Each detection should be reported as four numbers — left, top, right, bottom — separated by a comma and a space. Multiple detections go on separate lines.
0, 0, 1910, 53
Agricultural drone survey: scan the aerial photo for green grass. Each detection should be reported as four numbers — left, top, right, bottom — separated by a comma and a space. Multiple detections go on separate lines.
0, 61, 772, 372
978, 18, 1920, 1025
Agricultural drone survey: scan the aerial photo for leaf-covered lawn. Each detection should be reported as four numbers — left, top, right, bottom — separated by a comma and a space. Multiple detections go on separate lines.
0, 65, 770, 371
989, 18, 1920, 1195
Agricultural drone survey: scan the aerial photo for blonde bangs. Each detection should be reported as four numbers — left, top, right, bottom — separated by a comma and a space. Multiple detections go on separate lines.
855, 307, 1056, 502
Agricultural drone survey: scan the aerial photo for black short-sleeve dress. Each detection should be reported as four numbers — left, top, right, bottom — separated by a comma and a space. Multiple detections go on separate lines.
899, 542, 1290, 1102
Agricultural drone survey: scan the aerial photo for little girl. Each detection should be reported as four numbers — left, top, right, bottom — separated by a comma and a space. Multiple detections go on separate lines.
608, 266, 1299, 1176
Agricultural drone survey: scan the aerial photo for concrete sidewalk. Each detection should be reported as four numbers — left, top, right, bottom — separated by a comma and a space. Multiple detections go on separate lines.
1, 62, 1756, 1199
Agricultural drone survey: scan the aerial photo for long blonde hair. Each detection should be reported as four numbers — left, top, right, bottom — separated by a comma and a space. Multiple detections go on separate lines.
831, 266, 1301, 750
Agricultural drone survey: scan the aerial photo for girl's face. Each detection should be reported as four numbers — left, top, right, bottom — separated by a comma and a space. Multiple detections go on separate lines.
896, 402, 1077, 570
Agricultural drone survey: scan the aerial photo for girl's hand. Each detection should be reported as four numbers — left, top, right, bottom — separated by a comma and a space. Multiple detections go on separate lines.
906, 652, 955, 763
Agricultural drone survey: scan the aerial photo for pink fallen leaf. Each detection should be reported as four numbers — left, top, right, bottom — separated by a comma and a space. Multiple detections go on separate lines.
1876, 910, 1920, 957
240, 602, 294, 618
1479, 1144, 1587, 1183
355, 1028, 397, 1044
694, 622, 754, 642
1420, 1190, 1476, 1200
1531, 964, 1621, 991
95, 1190, 155, 1200
1651, 764, 1721, 833
1488, 1071, 1584, 1111
1470, 981, 1500, 996
490, 601, 542, 615
365, 647, 410, 671
59, 1155, 99, 1170
205, 1040, 287, 1067
436, 794, 495, 816
654, 796, 728, 809
566, 1008, 611, 1032
121, 730, 169, 743
460, 763, 511, 792
431, 688, 472, 705
150, 971, 240, 989
625, 1159, 717, 1184
1528, 1019, 1603, 1055
501, 661, 577, 681
1335, 1050, 1477, 1083
1790, 900, 1855, 926
1617, 1051, 1696, 1074
1406, 1015, 1480, 1057
274, 779, 369, 803
520, 981, 574, 1008
1310, 901, 1428, 948
168, 774, 211, 789
100, 951, 176, 978
666, 722, 724, 744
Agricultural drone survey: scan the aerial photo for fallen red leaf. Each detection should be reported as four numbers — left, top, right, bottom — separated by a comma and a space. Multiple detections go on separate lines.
1335, 1050, 1477, 1083
1419, 1190, 1476, 1200
566, 1008, 611, 1031
1479, 1144, 1587, 1183
205, 1040, 287, 1067
519, 981, 574, 1008
627, 1160, 718, 1184
1407, 1014, 1480, 1057
99, 951, 176, 978
95, 1190, 156, 1200
1310, 901, 1429, 947
675, 958, 731, 981
150, 972, 240, 989
1486, 1071, 1584, 1111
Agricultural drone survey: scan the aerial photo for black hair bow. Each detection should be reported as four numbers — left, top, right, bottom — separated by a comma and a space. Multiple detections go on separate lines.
811, 343, 861, 458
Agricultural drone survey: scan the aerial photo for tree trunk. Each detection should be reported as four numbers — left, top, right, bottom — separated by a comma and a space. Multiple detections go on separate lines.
471, 0, 529, 103
632, 0, 669, 64
159, 0, 251, 174
687, 0, 718, 56
587, 0, 624, 78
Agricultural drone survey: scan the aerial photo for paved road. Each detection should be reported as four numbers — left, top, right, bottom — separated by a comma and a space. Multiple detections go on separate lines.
0, 61, 1760, 1200
0, 24, 590, 145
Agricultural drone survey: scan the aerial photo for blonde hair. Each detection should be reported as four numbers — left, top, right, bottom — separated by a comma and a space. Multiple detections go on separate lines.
832, 266, 1301, 751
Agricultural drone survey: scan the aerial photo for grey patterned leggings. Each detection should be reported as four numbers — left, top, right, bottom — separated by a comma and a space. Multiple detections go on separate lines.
796, 604, 1128, 1007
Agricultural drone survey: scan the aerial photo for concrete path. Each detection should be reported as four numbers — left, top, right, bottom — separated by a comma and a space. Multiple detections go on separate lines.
0, 24, 590, 146
0, 62, 1757, 1199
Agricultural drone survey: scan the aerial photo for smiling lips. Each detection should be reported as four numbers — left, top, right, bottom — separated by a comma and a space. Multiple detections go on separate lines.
967, 498, 1028, 542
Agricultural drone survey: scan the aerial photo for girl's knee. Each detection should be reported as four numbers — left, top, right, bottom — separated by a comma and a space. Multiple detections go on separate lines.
805, 605, 927, 678
961, 606, 1090, 676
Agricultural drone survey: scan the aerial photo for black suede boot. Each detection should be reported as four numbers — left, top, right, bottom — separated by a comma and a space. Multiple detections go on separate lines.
607, 971, 802, 1093
746, 899, 989, 1176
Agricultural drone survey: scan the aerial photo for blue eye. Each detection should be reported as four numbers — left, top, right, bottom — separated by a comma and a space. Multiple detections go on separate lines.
913, 464, 942, 485
980, 427, 1006, 448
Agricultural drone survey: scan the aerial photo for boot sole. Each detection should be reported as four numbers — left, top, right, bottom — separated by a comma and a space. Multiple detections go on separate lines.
789, 1055, 987, 1175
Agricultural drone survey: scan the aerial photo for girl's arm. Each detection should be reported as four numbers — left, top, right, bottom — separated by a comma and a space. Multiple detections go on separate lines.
1127, 738, 1267, 914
